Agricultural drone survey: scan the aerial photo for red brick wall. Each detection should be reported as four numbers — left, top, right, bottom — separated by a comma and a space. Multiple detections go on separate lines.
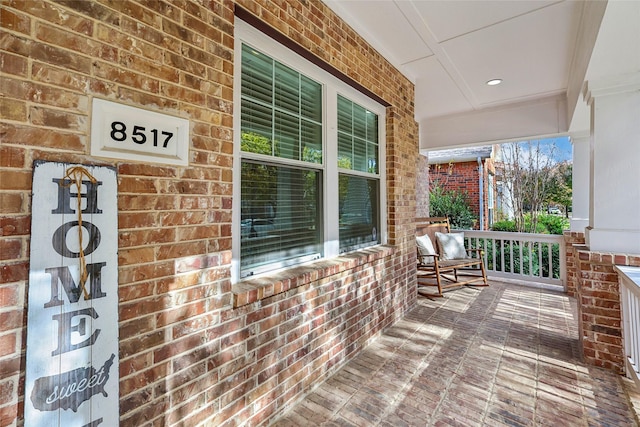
564, 231, 586, 297
416, 154, 429, 217
0, 1, 418, 426
575, 249, 640, 373
228, 246, 408, 424
564, 232, 640, 375
428, 159, 495, 229
430, 162, 479, 207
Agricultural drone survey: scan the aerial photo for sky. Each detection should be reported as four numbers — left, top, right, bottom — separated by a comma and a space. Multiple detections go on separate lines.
500, 136, 573, 167
428, 136, 574, 164
541, 136, 572, 163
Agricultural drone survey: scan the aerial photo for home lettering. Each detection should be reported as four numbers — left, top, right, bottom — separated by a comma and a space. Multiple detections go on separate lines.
44, 263, 107, 308
32, 175, 111, 418
51, 308, 100, 356
47, 178, 106, 357
51, 178, 103, 215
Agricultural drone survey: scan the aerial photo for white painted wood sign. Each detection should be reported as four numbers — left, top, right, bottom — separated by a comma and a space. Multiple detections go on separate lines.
26, 161, 119, 427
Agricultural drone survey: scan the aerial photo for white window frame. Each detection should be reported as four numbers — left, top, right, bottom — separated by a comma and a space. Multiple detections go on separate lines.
232, 20, 387, 283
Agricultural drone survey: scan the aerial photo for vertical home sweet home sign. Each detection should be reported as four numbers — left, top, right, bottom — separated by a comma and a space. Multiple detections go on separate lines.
25, 161, 119, 427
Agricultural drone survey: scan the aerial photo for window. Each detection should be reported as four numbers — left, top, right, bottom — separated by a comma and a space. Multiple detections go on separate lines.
233, 21, 386, 280
337, 96, 380, 252
239, 45, 323, 275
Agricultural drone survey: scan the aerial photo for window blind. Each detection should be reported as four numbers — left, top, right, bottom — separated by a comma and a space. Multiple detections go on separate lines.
240, 45, 323, 277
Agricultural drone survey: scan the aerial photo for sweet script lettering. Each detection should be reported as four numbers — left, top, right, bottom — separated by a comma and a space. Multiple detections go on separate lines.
31, 354, 115, 413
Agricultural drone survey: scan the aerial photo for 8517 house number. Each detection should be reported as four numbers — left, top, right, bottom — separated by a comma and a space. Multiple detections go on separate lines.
109, 121, 174, 148
91, 98, 189, 166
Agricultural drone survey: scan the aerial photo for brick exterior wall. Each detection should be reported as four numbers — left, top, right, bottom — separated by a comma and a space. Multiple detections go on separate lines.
428, 158, 495, 229
572, 244, 640, 374
564, 231, 586, 297
416, 154, 429, 217
0, 1, 418, 426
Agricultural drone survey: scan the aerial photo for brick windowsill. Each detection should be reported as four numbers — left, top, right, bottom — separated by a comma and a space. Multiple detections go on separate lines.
232, 245, 396, 308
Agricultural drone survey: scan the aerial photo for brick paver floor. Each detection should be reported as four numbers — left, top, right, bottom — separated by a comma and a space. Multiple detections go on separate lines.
272, 281, 640, 426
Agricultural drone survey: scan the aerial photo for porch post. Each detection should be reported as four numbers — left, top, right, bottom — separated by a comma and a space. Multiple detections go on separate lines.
584, 72, 640, 254
569, 133, 590, 232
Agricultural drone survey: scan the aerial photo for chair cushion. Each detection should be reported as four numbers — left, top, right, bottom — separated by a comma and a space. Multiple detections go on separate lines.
435, 232, 468, 260
416, 234, 436, 256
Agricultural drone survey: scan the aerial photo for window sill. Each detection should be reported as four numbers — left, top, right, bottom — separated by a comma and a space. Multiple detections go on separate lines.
232, 245, 395, 308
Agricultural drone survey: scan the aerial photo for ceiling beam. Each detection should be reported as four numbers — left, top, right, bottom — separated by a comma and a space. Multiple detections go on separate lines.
421, 94, 568, 150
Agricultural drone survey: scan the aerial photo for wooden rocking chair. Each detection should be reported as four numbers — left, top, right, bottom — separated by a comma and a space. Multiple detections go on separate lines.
416, 217, 488, 297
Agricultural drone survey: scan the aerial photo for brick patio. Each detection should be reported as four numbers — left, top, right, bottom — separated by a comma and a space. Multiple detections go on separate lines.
272, 281, 640, 426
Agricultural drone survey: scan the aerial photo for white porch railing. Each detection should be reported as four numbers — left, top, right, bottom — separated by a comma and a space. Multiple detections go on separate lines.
462, 230, 566, 290
615, 266, 640, 389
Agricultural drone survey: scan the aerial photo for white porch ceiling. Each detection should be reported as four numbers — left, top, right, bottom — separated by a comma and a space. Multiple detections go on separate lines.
325, 0, 611, 151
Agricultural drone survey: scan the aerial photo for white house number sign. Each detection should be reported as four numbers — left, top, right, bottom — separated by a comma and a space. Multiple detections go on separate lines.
91, 98, 189, 166
25, 161, 119, 427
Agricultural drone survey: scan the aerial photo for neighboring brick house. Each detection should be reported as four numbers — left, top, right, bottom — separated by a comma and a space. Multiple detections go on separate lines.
427, 145, 498, 230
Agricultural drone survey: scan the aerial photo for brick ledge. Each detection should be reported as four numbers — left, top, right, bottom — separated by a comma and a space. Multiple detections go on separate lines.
577, 249, 640, 266
232, 245, 395, 308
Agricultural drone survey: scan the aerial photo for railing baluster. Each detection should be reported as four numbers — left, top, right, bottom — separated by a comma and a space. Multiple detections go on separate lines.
631, 286, 638, 376
548, 243, 553, 279
632, 291, 639, 371
509, 239, 514, 274
501, 238, 505, 275
518, 240, 523, 275
626, 287, 632, 366
484, 239, 496, 270
484, 237, 488, 269
538, 242, 543, 278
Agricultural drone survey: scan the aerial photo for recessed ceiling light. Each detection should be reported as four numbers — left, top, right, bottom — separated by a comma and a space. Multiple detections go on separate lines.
486, 79, 503, 86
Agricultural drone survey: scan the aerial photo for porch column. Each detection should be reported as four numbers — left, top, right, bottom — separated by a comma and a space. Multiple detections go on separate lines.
570, 133, 590, 232
584, 73, 640, 253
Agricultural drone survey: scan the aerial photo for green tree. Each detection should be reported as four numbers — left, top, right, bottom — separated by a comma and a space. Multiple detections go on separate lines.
500, 141, 559, 233
546, 162, 572, 217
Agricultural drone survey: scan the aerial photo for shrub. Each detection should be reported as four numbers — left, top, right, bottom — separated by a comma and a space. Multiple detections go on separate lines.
429, 184, 475, 229
537, 213, 569, 235
491, 214, 548, 234
491, 220, 517, 232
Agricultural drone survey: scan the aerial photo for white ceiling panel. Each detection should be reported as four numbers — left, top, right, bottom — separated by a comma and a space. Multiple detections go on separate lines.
440, 1, 581, 106
326, 0, 611, 149
405, 56, 473, 120
413, 0, 560, 43
324, 0, 433, 67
